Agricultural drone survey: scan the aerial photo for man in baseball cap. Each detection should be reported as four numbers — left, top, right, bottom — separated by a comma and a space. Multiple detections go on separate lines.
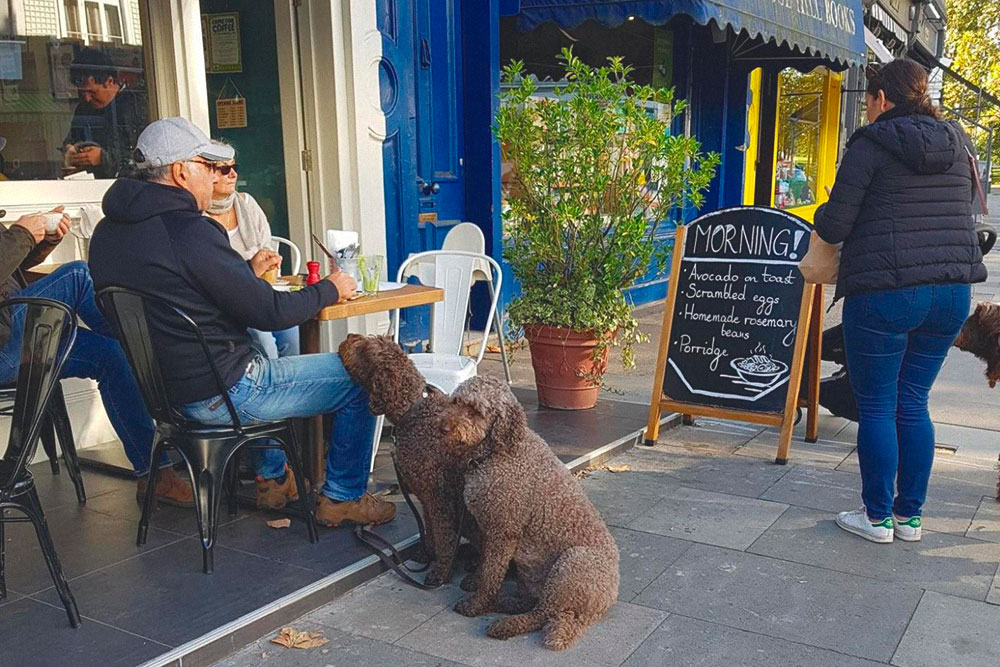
88, 119, 393, 527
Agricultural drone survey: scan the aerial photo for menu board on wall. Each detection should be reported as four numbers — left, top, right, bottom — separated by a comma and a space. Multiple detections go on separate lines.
203, 13, 243, 74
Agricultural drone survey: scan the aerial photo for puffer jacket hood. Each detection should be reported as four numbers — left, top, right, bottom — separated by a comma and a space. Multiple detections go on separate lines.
849, 111, 961, 175
102, 178, 200, 223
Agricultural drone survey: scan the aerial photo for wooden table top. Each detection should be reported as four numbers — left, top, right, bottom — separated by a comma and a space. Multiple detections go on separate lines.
314, 283, 443, 321
23, 263, 61, 276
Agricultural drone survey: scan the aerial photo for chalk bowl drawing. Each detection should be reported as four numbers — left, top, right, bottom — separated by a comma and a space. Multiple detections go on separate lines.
724, 354, 789, 393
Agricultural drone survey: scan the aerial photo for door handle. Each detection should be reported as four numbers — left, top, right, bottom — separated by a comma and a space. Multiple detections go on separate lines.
418, 180, 439, 196
420, 37, 431, 69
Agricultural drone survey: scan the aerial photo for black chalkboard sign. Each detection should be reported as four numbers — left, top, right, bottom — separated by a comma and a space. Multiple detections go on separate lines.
662, 207, 813, 414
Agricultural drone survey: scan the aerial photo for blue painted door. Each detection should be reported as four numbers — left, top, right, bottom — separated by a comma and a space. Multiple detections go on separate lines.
378, 0, 466, 279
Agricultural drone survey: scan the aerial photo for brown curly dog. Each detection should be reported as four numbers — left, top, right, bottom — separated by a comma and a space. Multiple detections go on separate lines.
953, 301, 1000, 500
338, 334, 477, 586
438, 375, 619, 651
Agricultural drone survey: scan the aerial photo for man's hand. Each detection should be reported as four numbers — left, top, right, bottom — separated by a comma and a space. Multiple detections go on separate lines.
249, 248, 282, 278
325, 269, 357, 302
14, 206, 68, 245
69, 145, 103, 168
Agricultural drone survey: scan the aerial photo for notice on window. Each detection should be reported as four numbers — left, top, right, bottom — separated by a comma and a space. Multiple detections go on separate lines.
203, 13, 242, 74
216, 97, 248, 129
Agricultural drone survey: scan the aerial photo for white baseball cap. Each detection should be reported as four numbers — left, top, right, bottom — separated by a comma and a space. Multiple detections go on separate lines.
133, 117, 233, 168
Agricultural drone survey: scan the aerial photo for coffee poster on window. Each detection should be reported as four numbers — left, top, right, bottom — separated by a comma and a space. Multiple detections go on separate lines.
661, 207, 812, 415
203, 13, 242, 74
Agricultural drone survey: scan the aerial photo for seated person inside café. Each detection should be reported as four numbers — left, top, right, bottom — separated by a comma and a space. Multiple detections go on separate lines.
205, 140, 299, 359
0, 208, 193, 506
89, 117, 396, 526
63, 48, 148, 180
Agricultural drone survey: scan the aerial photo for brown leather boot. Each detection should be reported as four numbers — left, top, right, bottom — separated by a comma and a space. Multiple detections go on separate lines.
315, 492, 397, 527
255, 466, 300, 510
136, 467, 195, 508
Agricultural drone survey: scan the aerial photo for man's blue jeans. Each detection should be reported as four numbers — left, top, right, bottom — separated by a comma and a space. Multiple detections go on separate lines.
0, 261, 158, 476
179, 353, 376, 502
248, 327, 300, 359
842, 283, 971, 521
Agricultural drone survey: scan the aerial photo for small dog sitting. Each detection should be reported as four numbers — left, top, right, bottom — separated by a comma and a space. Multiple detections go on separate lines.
338, 334, 477, 586
953, 301, 1000, 501
437, 375, 619, 651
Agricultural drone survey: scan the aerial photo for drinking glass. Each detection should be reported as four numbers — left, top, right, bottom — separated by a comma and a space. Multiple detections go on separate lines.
358, 254, 383, 294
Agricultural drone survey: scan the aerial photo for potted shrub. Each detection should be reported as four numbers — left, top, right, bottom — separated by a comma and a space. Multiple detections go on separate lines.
495, 49, 719, 409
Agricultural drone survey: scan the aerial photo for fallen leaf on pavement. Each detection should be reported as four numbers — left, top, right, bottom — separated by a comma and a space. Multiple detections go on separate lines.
486, 345, 502, 353
604, 464, 630, 473
270, 627, 329, 649
266, 518, 292, 529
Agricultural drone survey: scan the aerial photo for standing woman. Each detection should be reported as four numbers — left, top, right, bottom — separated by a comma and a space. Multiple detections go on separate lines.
815, 59, 987, 543
205, 142, 299, 358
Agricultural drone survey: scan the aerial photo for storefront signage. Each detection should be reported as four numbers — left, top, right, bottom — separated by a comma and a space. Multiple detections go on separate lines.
770, 0, 858, 36
216, 97, 248, 129
645, 207, 822, 463
203, 13, 243, 74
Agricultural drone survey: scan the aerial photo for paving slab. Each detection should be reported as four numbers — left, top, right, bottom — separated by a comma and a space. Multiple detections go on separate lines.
582, 467, 683, 529
967, 497, 1000, 544
931, 423, 1000, 462
891, 591, 1000, 667
748, 507, 1000, 601
760, 466, 981, 536
654, 420, 764, 455
598, 445, 792, 499
633, 543, 922, 662
628, 486, 788, 550
396, 597, 667, 667
736, 431, 856, 469
609, 527, 693, 603
306, 570, 466, 643
623, 613, 883, 667
214, 622, 466, 667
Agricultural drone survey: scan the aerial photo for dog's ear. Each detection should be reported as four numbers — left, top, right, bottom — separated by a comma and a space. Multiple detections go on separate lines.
441, 394, 490, 448
367, 372, 388, 416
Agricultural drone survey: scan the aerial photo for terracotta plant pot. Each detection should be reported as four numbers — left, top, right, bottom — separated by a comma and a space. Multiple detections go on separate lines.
524, 324, 611, 410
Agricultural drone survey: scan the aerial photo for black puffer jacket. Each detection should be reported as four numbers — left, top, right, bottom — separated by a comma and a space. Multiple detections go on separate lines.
814, 108, 987, 299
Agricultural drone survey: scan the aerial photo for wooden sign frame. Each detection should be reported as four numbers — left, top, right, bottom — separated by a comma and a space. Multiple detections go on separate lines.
644, 224, 824, 464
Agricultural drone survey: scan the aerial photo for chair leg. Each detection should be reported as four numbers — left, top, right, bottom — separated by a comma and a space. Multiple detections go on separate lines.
39, 415, 60, 476
137, 435, 166, 547
50, 389, 85, 505
368, 415, 385, 474
180, 442, 235, 574
486, 281, 512, 384
0, 509, 6, 600
22, 490, 81, 628
282, 425, 318, 544
226, 450, 240, 517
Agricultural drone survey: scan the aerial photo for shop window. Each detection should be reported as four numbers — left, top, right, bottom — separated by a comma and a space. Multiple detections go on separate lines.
773, 68, 825, 211
0, 4, 150, 181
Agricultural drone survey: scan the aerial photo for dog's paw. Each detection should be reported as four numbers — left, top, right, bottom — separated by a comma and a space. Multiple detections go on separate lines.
459, 573, 479, 592
423, 568, 448, 588
411, 545, 433, 565
454, 596, 491, 617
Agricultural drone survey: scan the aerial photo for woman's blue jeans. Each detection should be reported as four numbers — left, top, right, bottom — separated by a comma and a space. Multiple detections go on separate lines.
842, 283, 971, 521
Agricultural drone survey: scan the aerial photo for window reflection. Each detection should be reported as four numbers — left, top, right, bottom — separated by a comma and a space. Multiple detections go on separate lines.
0, 1, 150, 181
774, 68, 825, 210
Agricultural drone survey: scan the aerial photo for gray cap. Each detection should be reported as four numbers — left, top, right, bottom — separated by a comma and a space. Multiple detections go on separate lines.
133, 117, 234, 168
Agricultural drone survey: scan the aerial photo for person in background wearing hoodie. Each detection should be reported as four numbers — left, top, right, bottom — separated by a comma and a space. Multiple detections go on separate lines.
88, 118, 396, 528
0, 208, 194, 507
815, 59, 987, 544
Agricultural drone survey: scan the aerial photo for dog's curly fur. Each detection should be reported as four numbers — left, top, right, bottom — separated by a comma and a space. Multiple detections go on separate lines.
437, 375, 619, 651
953, 301, 1000, 501
338, 334, 476, 585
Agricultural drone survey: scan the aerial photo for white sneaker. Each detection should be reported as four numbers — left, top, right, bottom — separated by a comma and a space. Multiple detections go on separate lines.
835, 508, 893, 544
893, 515, 922, 542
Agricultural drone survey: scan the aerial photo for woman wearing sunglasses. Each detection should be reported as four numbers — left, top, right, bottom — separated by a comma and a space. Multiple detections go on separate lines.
814, 59, 987, 544
206, 140, 299, 359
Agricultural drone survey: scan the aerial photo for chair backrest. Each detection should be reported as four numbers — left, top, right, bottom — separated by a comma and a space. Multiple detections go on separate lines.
269, 236, 302, 275
394, 250, 502, 363
96, 287, 244, 431
0, 298, 76, 491
441, 223, 486, 254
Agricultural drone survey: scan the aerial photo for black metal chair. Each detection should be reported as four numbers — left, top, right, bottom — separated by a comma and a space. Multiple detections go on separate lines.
96, 287, 318, 574
0, 298, 81, 627
0, 268, 86, 505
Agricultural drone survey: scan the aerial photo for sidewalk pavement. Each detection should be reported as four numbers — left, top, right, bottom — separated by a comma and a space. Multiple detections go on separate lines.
214, 204, 1000, 666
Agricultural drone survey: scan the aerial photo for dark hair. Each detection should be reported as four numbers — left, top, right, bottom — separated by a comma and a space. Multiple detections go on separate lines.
69, 47, 118, 86
865, 59, 940, 119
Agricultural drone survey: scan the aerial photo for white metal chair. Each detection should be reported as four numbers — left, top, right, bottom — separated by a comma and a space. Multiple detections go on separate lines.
269, 236, 301, 275
368, 250, 502, 472
407, 223, 511, 382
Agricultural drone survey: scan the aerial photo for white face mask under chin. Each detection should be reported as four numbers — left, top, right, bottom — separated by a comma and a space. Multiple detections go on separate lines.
208, 191, 237, 215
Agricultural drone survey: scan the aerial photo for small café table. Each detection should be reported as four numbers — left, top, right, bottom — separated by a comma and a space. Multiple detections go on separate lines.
296, 280, 444, 487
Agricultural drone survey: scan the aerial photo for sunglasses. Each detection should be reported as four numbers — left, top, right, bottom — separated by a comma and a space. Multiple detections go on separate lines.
215, 163, 238, 176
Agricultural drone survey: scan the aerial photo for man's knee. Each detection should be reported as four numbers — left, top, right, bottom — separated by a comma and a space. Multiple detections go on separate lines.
55, 260, 94, 296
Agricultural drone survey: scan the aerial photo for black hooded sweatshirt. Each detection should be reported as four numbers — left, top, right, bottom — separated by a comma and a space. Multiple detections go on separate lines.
814, 107, 987, 299
89, 178, 339, 406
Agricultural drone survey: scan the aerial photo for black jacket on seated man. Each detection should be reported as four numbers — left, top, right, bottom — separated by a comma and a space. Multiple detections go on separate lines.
89, 178, 339, 406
